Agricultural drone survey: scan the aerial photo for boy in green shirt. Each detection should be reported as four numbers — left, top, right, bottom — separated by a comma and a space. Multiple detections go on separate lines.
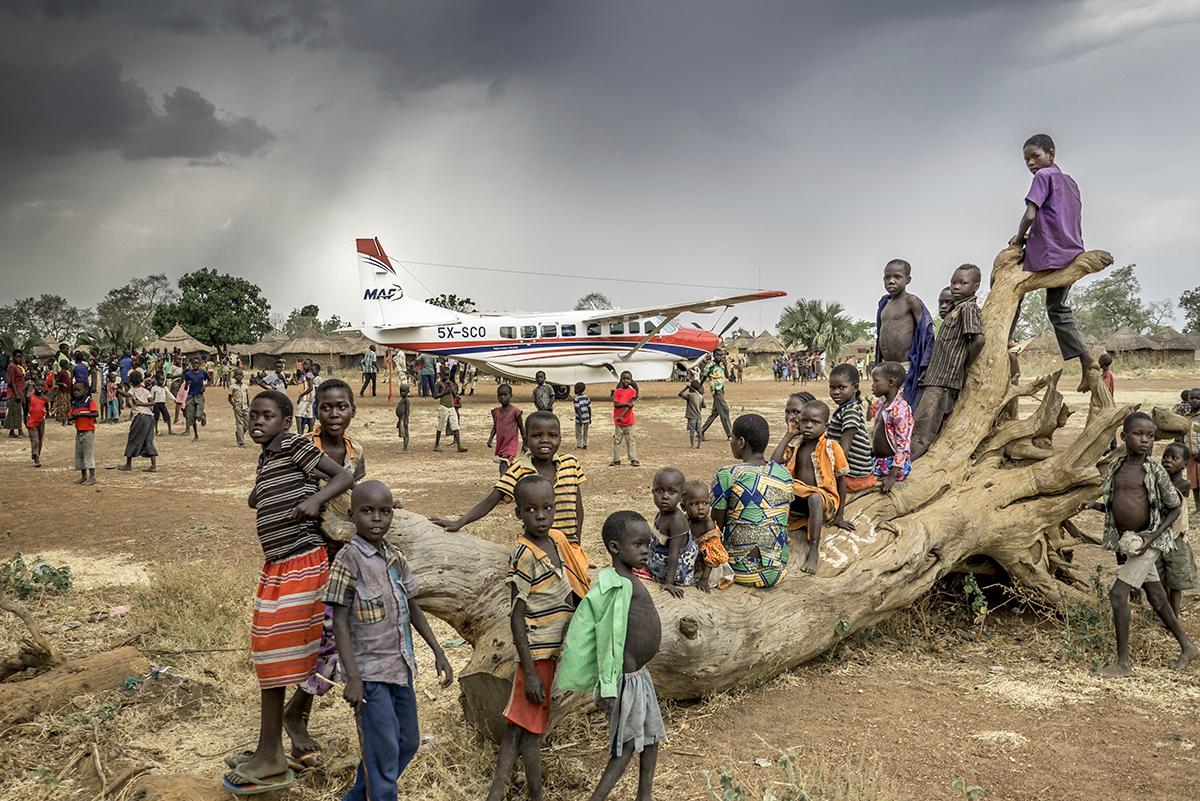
557, 510, 665, 801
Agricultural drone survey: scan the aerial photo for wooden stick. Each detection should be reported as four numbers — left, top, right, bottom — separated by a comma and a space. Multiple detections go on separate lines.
144, 646, 242, 655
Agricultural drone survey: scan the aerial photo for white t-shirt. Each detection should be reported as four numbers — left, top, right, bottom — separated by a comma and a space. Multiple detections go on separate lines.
150, 385, 168, 404
131, 386, 154, 416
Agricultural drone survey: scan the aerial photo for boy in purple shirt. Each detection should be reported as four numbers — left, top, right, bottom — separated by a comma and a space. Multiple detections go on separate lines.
1009, 133, 1096, 392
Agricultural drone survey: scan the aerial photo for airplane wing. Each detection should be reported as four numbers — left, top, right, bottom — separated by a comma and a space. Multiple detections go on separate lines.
579, 290, 786, 324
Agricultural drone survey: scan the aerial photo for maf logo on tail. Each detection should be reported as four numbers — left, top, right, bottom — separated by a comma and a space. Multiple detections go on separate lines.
363, 287, 402, 301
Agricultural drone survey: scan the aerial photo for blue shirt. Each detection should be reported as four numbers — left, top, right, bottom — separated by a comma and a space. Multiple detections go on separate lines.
73, 363, 90, 384
118, 357, 133, 383
183, 368, 207, 397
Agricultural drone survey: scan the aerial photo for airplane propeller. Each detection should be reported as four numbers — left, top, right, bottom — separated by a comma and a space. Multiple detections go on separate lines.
717, 316, 739, 339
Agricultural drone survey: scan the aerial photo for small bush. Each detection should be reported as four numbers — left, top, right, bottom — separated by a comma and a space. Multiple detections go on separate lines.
0, 552, 72, 599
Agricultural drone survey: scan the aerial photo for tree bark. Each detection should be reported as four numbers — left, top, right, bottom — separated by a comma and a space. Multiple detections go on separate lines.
0, 646, 148, 727
386, 246, 1143, 731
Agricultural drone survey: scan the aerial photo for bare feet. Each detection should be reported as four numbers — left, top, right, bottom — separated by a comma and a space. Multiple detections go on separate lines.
1077, 356, 1100, 393
1096, 662, 1132, 678
802, 547, 819, 575
1172, 645, 1199, 671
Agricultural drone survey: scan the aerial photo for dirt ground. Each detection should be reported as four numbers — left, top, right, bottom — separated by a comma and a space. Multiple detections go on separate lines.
2, 364, 1199, 801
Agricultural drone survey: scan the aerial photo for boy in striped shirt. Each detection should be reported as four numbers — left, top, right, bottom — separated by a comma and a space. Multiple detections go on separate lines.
573, 382, 591, 450
487, 475, 590, 801
433, 412, 589, 565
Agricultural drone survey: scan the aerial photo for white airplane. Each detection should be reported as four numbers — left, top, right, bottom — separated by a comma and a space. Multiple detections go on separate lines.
355, 237, 786, 386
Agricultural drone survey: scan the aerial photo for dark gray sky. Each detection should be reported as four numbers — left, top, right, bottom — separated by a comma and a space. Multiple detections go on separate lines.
2, 0, 1197, 331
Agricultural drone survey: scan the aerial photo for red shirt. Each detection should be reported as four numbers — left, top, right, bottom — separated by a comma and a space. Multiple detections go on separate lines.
6, 362, 24, 398
1102, 370, 1114, 396
27, 395, 47, 427
71, 398, 98, 432
612, 386, 637, 427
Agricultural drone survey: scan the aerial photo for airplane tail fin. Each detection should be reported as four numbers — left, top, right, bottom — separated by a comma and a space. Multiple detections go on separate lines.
356, 238, 461, 329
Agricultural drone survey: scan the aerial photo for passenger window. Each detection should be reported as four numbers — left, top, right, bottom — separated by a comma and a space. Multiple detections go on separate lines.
541, 324, 557, 338
628, 320, 641, 334
586, 323, 602, 336
644, 320, 656, 334
500, 326, 516, 339
521, 325, 537, 339
609, 321, 624, 335
560, 324, 576, 337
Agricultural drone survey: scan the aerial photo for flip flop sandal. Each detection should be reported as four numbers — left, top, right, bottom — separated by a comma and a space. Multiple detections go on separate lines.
221, 766, 295, 796
223, 750, 255, 769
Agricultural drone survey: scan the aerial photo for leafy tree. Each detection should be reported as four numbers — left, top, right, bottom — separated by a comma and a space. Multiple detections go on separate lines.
283, 304, 345, 335
1072, 265, 1151, 338
1013, 289, 1053, 341
777, 299, 858, 358
152, 268, 271, 348
0, 294, 93, 346
95, 274, 179, 346
80, 318, 144, 354
1179, 287, 1200, 333
425, 293, 476, 313
574, 292, 613, 311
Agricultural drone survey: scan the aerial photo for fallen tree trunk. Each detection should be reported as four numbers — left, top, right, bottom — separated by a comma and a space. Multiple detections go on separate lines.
391, 247, 1146, 732
0, 646, 148, 726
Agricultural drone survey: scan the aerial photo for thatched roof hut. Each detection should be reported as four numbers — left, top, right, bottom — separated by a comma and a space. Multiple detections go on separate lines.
737, 331, 785, 365
30, 337, 59, 359
1102, 327, 1192, 366
145, 324, 211, 355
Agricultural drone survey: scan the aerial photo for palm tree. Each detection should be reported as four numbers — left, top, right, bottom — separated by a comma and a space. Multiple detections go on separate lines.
79, 319, 145, 354
777, 299, 858, 358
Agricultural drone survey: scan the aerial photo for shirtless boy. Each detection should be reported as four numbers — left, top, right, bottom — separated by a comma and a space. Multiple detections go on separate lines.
557, 510, 665, 801
1078, 412, 1197, 676
875, 259, 934, 409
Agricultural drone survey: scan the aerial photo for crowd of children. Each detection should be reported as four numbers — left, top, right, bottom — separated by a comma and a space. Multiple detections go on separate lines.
4, 131, 1200, 800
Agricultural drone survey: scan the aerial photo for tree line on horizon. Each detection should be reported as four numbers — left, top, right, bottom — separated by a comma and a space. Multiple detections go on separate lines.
2, 266, 1197, 358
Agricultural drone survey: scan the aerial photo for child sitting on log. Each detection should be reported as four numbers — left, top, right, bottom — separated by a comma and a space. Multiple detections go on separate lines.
486, 475, 590, 801
772, 397, 850, 575
683, 480, 734, 592
869, 362, 912, 493
1077, 412, 1198, 677
646, 467, 698, 597
557, 510, 665, 801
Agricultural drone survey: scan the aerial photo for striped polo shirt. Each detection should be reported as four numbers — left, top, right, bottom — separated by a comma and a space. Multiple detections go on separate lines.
920, 295, 983, 391
254, 432, 325, 562
494, 453, 586, 543
828, 398, 874, 478
506, 531, 576, 661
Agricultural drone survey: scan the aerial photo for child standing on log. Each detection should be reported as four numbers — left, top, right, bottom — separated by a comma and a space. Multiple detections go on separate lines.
222, 390, 354, 795
1077, 412, 1197, 677
326, 480, 453, 801
874, 259, 935, 410
1008, 133, 1097, 392
911, 264, 985, 460
486, 475, 590, 801
557, 510, 665, 801
1160, 443, 1197, 618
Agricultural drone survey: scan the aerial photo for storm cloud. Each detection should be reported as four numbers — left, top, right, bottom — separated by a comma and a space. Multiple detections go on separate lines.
0, 51, 273, 161
0, 1, 1197, 328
